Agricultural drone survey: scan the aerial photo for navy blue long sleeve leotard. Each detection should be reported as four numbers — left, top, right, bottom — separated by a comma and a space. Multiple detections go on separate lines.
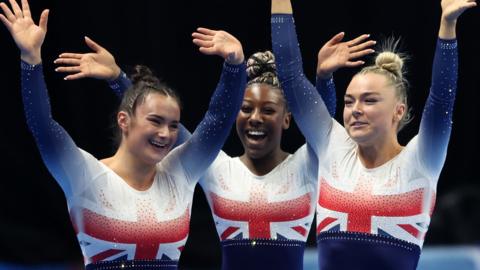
21, 60, 246, 269
272, 13, 457, 270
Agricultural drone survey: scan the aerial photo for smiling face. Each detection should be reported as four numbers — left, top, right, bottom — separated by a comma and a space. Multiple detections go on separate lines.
236, 83, 290, 160
119, 93, 180, 165
343, 73, 405, 146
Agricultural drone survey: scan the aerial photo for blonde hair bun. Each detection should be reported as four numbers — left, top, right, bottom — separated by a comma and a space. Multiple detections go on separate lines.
375, 51, 404, 78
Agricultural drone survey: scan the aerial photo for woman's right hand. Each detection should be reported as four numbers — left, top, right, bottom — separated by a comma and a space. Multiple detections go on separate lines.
0, 0, 49, 64
316, 32, 375, 79
192, 27, 244, 65
54, 36, 121, 81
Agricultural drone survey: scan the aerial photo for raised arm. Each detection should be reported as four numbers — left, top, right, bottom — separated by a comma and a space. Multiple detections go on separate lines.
54, 37, 193, 145
166, 28, 246, 183
417, 0, 476, 176
53, 37, 128, 97
1, 0, 91, 198
316, 33, 376, 117
271, 0, 331, 157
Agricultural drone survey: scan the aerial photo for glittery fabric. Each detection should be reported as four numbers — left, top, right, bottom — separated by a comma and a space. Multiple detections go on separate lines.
200, 145, 317, 269
108, 71, 131, 98
21, 60, 246, 267
316, 77, 336, 117
86, 259, 178, 270
271, 12, 458, 269
201, 144, 318, 242
271, 14, 334, 158
220, 239, 305, 270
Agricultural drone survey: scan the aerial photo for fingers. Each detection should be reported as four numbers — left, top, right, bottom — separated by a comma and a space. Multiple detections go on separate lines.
55, 66, 81, 74
39, 9, 48, 31
192, 38, 213, 48
463, 0, 477, 8
327, 32, 345, 45
58, 53, 83, 59
0, 2, 16, 21
192, 32, 213, 41
346, 34, 370, 47
349, 40, 376, 53
20, 0, 30, 18
63, 73, 86, 81
198, 47, 216, 55
349, 49, 375, 60
9, 0, 22, 19
84, 36, 104, 52
196, 27, 217, 35
345, 60, 366, 68
54, 58, 81, 66
0, 13, 12, 31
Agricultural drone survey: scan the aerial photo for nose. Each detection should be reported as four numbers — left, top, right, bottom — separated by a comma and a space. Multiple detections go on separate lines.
352, 102, 363, 118
157, 124, 170, 138
248, 109, 263, 126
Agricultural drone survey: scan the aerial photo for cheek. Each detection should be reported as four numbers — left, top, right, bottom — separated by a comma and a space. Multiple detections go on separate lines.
343, 108, 351, 122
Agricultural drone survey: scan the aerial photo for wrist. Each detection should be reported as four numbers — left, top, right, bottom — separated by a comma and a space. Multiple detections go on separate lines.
108, 65, 122, 81
440, 16, 457, 28
226, 52, 244, 65
20, 50, 42, 65
316, 69, 333, 80
439, 17, 457, 39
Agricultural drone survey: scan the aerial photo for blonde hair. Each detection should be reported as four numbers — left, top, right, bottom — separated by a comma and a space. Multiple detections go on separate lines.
357, 38, 411, 132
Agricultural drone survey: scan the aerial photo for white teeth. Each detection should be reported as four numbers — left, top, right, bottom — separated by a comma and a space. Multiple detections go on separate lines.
149, 139, 167, 148
248, 130, 265, 136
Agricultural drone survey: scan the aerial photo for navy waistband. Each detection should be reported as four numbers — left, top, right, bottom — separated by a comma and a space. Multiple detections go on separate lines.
221, 238, 305, 270
85, 259, 178, 270
317, 231, 420, 270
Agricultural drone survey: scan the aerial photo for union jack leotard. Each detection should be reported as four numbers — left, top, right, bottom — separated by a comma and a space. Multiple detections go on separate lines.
272, 13, 457, 270
198, 61, 337, 270
21, 61, 246, 269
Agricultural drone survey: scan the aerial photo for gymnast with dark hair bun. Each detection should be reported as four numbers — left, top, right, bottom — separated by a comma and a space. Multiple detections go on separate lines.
0, 0, 246, 268
271, 0, 476, 269
53, 22, 374, 270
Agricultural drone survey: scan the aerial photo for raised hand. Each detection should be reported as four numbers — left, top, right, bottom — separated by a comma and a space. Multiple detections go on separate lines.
441, 0, 476, 22
439, 0, 476, 38
192, 27, 244, 65
54, 36, 121, 81
0, 0, 49, 64
316, 33, 375, 79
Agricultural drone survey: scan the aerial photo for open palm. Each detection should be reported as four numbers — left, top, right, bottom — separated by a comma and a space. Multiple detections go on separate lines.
192, 27, 244, 65
317, 33, 375, 79
0, 0, 48, 63
55, 37, 121, 80
441, 0, 477, 21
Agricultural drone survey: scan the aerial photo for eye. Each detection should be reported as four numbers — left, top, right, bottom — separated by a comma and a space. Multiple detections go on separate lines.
241, 105, 252, 113
365, 98, 378, 104
344, 99, 353, 106
262, 107, 276, 114
169, 123, 179, 130
149, 119, 161, 125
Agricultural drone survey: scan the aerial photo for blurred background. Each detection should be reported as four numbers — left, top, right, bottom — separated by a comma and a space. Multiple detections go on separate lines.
0, 0, 479, 269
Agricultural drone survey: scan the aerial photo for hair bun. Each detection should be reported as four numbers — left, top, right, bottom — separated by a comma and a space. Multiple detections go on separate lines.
246, 51, 277, 79
375, 51, 404, 78
130, 65, 160, 87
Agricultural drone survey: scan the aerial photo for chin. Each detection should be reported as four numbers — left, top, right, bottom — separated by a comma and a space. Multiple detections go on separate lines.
347, 130, 371, 144
245, 149, 267, 160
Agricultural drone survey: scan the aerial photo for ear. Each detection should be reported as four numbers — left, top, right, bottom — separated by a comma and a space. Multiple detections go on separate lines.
117, 111, 130, 133
394, 102, 406, 123
283, 111, 292, 130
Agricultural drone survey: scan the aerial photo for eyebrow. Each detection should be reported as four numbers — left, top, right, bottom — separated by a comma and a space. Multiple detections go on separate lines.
242, 99, 281, 105
344, 92, 381, 99
148, 114, 179, 124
